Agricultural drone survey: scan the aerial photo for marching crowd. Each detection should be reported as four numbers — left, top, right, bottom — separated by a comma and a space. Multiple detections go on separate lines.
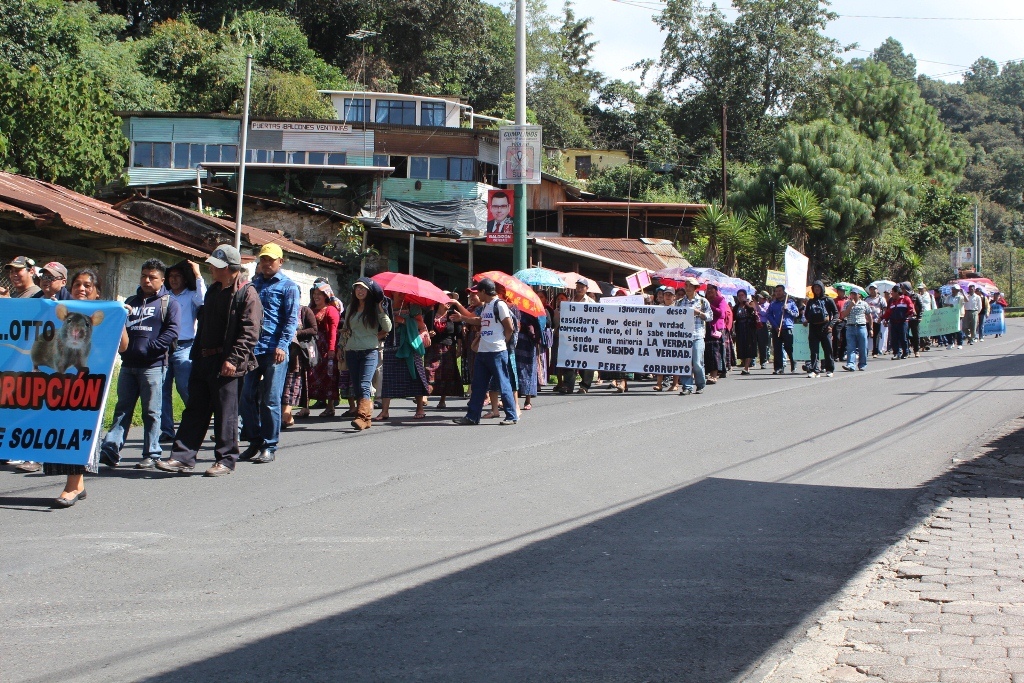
0, 245, 1008, 508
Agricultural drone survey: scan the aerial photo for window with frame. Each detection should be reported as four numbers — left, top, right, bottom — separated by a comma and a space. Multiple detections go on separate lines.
287, 151, 305, 165
373, 154, 389, 167
448, 157, 475, 181
409, 157, 429, 179
327, 152, 346, 165
343, 98, 370, 122
376, 99, 416, 125
133, 142, 172, 168
308, 152, 326, 165
421, 101, 446, 127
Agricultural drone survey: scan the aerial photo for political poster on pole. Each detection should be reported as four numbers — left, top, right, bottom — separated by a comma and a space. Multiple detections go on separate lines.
784, 247, 808, 299
498, 125, 543, 185
485, 189, 514, 244
555, 301, 694, 376
984, 303, 1006, 336
0, 299, 126, 465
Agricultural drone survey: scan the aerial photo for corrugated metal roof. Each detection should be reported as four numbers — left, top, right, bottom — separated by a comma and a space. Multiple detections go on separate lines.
537, 237, 685, 272
0, 173, 207, 258
133, 198, 336, 264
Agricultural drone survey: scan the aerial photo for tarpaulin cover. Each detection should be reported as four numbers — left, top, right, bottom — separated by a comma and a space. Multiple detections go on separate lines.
362, 199, 487, 237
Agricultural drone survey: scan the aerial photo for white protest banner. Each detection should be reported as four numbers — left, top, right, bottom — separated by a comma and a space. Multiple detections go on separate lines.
604, 295, 645, 305
555, 301, 694, 376
784, 247, 809, 299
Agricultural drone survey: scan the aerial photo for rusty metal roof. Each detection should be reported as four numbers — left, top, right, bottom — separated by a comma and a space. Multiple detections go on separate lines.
128, 198, 336, 264
536, 237, 687, 273
0, 173, 207, 258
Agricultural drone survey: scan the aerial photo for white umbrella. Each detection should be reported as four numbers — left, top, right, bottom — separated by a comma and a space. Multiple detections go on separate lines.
558, 271, 601, 294
868, 280, 897, 293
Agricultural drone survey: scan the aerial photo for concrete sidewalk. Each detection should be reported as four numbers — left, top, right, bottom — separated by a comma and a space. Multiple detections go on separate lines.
753, 416, 1024, 683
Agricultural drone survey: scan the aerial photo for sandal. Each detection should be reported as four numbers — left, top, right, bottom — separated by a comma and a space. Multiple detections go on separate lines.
653, 385, 663, 392
414, 412, 426, 419
523, 404, 532, 410
294, 408, 310, 419
373, 413, 390, 421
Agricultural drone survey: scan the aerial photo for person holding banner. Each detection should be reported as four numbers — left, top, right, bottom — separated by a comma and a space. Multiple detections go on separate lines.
766, 285, 800, 374
944, 285, 966, 349
47, 268, 130, 507
678, 277, 712, 395
653, 287, 682, 392
2, 256, 41, 298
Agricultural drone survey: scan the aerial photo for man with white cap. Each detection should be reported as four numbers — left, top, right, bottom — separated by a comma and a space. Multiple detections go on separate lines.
157, 244, 263, 476
238, 243, 299, 464
1, 256, 41, 298
944, 285, 966, 349
963, 284, 982, 345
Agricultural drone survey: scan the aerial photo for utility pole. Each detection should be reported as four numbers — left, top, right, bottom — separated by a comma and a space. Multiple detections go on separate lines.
721, 104, 728, 209
512, 0, 528, 272
234, 55, 253, 250
974, 202, 980, 274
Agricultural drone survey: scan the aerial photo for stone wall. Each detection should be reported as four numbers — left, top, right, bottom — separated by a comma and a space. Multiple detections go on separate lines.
243, 208, 341, 249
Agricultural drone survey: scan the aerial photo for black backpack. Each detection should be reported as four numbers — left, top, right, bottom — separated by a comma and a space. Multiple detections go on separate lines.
805, 298, 830, 324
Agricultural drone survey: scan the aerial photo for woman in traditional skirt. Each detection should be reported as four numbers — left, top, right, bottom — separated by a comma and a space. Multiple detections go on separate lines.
47, 269, 128, 508
425, 300, 464, 409
282, 303, 317, 427
460, 289, 482, 387
732, 289, 758, 375
516, 310, 541, 410
376, 292, 430, 420
703, 283, 731, 384
307, 283, 340, 417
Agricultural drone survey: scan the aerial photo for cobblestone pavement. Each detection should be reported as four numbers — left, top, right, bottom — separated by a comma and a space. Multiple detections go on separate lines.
754, 417, 1024, 683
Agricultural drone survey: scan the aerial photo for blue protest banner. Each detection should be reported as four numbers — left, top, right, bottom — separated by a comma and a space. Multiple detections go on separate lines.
0, 299, 126, 465
984, 304, 1006, 336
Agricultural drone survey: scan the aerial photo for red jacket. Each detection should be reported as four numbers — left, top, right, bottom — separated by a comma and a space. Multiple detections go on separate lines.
882, 295, 915, 323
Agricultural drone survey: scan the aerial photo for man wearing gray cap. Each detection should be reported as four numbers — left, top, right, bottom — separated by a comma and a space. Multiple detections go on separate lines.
157, 245, 263, 477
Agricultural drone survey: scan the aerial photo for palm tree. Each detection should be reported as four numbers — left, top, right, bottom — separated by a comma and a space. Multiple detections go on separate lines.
749, 205, 788, 271
776, 182, 824, 254
718, 213, 755, 276
694, 203, 730, 269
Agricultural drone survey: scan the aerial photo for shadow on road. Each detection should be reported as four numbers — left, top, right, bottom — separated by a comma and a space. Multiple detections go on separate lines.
138, 477, 924, 683
891, 354, 1024, 379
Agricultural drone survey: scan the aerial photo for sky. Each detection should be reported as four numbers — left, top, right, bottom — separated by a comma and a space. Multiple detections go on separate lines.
488, 0, 1024, 85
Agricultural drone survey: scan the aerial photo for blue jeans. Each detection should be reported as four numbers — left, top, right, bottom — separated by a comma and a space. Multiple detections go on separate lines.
681, 335, 706, 391
845, 325, 868, 370
466, 351, 518, 423
161, 341, 192, 439
346, 348, 378, 400
102, 365, 166, 463
241, 351, 289, 453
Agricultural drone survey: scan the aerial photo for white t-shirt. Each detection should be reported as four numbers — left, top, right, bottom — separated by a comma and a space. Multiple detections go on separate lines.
478, 299, 511, 353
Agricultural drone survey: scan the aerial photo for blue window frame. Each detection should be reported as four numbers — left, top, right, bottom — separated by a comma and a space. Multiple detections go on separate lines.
287, 151, 305, 165
448, 157, 474, 181
421, 101, 446, 127
308, 152, 326, 165
328, 152, 346, 165
173, 143, 190, 169
429, 157, 447, 180
152, 143, 171, 168
376, 99, 416, 125
221, 145, 237, 162
410, 157, 429, 179
373, 154, 389, 167
344, 98, 370, 122
272, 150, 287, 164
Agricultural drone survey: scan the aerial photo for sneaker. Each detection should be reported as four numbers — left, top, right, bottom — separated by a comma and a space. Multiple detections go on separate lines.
499, 419, 518, 425
858, 367, 866, 371
251, 449, 276, 464
808, 372, 818, 378
914, 352, 920, 357
825, 371, 833, 377
694, 388, 704, 394
957, 345, 963, 349
452, 417, 479, 426
135, 457, 157, 470
842, 365, 854, 372
679, 387, 693, 396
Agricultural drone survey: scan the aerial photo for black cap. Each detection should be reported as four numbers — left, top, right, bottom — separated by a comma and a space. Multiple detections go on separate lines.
472, 277, 497, 295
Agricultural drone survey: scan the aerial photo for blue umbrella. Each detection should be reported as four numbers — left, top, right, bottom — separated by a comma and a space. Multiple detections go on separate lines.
514, 267, 566, 288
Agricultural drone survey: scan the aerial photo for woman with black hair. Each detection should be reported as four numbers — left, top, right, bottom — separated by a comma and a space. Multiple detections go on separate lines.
340, 277, 392, 430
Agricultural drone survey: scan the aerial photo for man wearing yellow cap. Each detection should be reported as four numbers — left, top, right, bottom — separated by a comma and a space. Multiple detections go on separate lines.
239, 243, 300, 464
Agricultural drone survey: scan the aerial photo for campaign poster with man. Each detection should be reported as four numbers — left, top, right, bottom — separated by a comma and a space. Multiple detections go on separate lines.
486, 189, 514, 244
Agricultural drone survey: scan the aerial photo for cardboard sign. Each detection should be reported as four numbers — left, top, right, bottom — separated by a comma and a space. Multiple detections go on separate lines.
626, 270, 652, 293
486, 189, 514, 244
0, 299, 126, 465
984, 304, 1006, 336
498, 125, 543, 185
918, 306, 962, 337
784, 247, 808, 299
555, 301, 694, 375
766, 269, 786, 287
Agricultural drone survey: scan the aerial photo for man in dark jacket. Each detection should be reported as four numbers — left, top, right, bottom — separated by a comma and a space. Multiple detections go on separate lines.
803, 280, 838, 378
903, 280, 924, 357
157, 245, 262, 477
100, 259, 181, 469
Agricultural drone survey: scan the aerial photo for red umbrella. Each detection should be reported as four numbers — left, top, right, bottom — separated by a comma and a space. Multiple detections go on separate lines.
473, 271, 546, 318
371, 272, 449, 307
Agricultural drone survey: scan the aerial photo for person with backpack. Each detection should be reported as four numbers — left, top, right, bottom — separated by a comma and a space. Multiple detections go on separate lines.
156, 245, 263, 476
802, 280, 838, 378
100, 259, 180, 469
882, 283, 915, 360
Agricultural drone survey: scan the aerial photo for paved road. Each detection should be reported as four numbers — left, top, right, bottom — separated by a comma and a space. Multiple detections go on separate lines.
2, 324, 1023, 683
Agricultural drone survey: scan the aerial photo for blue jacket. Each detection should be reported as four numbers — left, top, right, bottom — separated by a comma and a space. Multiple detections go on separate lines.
765, 298, 800, 330
122, 285, 180, 368
252, 271, 300, 356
